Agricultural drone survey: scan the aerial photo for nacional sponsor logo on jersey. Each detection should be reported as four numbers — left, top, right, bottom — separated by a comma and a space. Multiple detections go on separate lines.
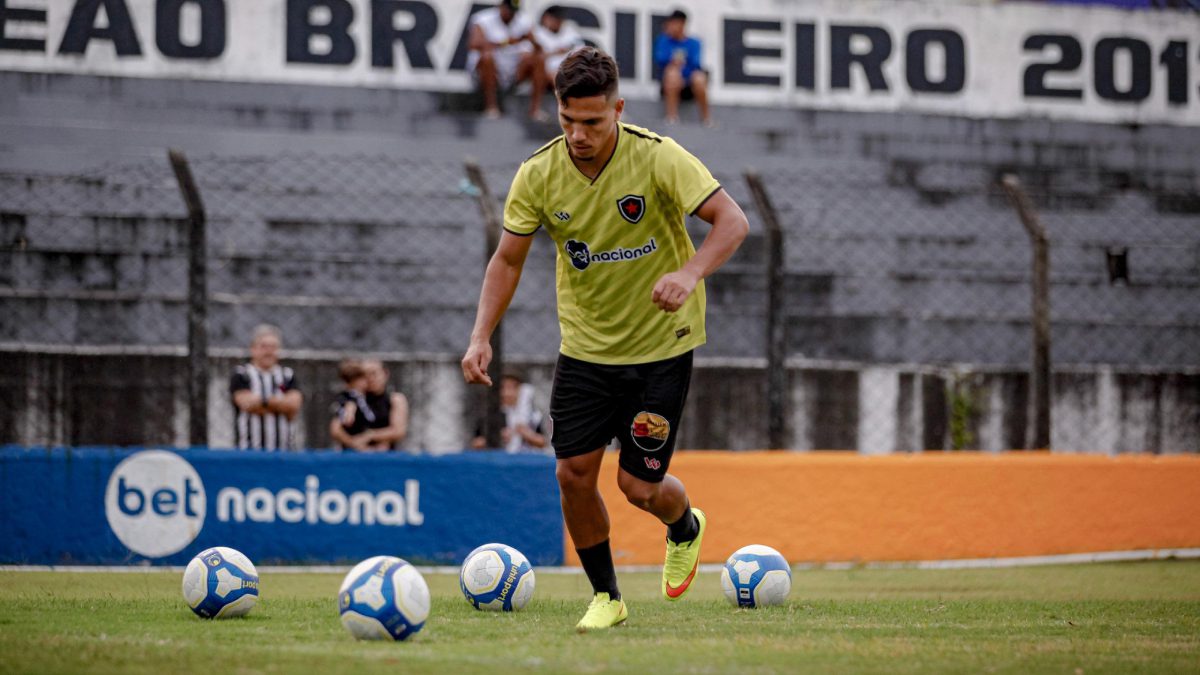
564, 238, 658, 271
105, 450, 425, 558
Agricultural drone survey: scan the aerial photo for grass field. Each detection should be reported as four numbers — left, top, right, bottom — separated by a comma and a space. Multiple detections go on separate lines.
2, 562, 1198, 674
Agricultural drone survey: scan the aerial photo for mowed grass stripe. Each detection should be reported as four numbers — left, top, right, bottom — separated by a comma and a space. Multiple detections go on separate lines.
1, 562, 1198, 674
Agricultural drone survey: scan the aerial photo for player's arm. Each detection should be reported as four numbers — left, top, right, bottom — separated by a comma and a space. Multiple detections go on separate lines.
365, 393, 409, 447
652, 188, 749, 312
462, 231, 535, 385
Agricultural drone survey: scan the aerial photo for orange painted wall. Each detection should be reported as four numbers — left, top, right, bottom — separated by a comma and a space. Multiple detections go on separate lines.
563, 452, 1200, 566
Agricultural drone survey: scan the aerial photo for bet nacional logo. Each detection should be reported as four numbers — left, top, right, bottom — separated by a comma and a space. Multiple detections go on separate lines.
104, 450, 206, 558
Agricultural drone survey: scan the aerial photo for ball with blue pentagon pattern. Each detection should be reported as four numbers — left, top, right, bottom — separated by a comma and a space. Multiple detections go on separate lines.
181, 546, 260, 619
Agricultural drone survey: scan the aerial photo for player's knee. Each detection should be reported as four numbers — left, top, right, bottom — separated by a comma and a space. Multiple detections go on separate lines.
555, 460, 595, 494
618, 475, 658, 510
691, 71, 708, 90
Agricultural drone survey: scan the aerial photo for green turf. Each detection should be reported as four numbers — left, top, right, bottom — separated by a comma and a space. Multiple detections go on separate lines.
2, 562, 1199, 674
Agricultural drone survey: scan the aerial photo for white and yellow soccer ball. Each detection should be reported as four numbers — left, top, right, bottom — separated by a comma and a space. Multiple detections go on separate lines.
338, 556, 431, 641
459, 543, 536, 611
720, 544, 792, 608
181, 546, 259, 619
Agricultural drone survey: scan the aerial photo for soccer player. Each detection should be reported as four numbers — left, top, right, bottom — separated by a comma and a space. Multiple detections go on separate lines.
461, 47, 749, 631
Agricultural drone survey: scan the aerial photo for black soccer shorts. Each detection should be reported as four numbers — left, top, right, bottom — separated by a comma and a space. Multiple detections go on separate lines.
549, 350, 693, 483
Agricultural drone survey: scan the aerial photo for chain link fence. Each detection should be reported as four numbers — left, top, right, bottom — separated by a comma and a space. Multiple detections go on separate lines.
1, 151, 1196, 452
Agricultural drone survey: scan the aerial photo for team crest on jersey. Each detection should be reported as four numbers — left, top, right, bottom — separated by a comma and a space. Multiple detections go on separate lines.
616, 194, 646, 224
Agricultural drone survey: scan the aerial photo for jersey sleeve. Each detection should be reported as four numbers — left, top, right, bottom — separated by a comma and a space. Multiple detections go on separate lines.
281, 369, 299, 392
654, 138, 722, 216
503, 161, 543, 236
229, 368, 251, 394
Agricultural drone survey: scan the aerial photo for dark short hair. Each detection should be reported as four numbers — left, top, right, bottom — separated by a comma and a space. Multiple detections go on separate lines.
668, 9, 687, 22
500, 0, 519, 11
338, 359, 364, 383
555, 47, 619, 102
542, 5, 564, 20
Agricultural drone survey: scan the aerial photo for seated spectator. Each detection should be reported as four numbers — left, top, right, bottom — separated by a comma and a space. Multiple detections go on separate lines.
468, 0, 547, 120
654, 9, 712, 126
533, 6, 584, 82
330, 359, 409, 452
230, 324, 302, 451
471, 370, 548, 453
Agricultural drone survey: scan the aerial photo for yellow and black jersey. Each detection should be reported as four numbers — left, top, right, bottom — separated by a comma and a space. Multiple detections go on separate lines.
504, 122, 721, 365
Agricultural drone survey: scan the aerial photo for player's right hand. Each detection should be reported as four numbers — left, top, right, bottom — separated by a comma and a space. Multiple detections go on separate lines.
461, 340, 494, 386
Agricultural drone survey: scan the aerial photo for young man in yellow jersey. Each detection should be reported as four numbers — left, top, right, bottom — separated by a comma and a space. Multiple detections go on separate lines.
462, 47, 749, 631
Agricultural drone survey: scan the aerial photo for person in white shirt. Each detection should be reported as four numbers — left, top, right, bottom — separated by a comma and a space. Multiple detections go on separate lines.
532, 6, 585, 82
467, 0, 547, 120
470, 371, 549, 454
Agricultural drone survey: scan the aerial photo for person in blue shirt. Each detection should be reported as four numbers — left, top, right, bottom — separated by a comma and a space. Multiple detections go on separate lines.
653, 10, 711, 126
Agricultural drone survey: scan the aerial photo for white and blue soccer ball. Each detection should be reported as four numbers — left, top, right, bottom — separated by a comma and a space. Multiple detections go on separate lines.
721, 544, 792, 608
181, 546, 260, 619
459, 543, 536, 611
338, 556, 431, 641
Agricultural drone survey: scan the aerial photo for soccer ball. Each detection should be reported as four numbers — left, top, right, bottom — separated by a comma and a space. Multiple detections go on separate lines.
459, 543, 536, 611
181, 546, 259, 619
720, 544, 792, 608
338, 556, 430, 641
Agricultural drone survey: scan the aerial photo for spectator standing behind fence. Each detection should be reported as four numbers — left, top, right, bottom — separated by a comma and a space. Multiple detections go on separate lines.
654, 9, 712, 127
533, 6, 584, 82
471, 371, 549, 453
229, 324, 302, 451
468, 0, 547, 120
330, 359, 409, 452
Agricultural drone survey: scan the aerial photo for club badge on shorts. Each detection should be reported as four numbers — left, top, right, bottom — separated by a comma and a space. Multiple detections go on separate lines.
616, 194, 646, 224
631, 411, 670, 451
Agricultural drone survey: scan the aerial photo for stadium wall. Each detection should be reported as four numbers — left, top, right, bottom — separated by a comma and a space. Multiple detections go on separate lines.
566, 451, 1200, 566
1, 353, 1197, 454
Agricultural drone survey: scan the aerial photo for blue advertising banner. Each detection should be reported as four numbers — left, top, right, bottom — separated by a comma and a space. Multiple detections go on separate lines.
0, 447, 563, 566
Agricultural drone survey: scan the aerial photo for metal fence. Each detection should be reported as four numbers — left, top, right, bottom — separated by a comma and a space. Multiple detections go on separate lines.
1, 152, 1196, 452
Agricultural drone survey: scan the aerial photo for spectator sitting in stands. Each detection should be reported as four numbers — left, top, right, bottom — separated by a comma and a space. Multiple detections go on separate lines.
533, 6, 585, 83
331, 359, 409, 452
471, 370, 548, 453
468, 0, 548, 120
654, 9, 712, 127
230, 324, 303, 451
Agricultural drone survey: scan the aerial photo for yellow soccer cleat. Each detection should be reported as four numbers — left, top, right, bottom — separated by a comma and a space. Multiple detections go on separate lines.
662, 507, 707, 601
575, 592, 628, 632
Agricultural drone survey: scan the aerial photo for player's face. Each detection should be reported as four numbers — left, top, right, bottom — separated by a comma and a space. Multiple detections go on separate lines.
250, 334, 280, 369
558, 94, 623, 162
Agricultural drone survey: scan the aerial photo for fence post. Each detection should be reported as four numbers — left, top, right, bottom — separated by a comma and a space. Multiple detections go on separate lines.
744, 169, 788, 450
464, 160, 506, 450
168, 149, 209, 448
1001, 174, 1051, 450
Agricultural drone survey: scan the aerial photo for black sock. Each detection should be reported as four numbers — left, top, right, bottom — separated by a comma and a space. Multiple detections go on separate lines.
667, 502, 699, 544
576, 539, 620, 601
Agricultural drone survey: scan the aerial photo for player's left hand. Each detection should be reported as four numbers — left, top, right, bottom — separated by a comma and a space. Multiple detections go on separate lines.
652, 269, 699, 313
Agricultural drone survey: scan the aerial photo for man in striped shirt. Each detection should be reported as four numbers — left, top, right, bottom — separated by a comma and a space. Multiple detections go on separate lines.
229, 324, 303, 450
